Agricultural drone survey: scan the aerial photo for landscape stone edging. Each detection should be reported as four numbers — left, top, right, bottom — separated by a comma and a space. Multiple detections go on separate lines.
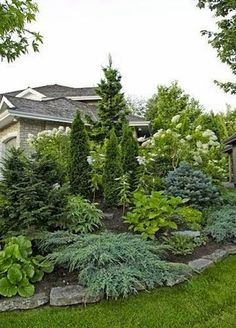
0, 244, 236, 312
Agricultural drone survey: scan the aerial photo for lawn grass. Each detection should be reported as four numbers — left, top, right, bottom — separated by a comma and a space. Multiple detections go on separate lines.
1, 256, 236, 328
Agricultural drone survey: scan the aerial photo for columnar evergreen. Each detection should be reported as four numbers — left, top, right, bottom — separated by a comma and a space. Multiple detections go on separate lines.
120, 123, 139, 188
103, 128, 122, 207
69, 111, 90, 197
96, 56, 129, 138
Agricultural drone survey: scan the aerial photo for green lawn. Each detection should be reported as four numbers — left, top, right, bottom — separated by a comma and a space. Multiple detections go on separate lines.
1, 256, 236, 328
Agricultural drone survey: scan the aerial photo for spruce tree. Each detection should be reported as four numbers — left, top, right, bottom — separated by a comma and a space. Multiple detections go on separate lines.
103, 129, 122, 207
96, 56, 129, 138
120, 123, 139, 189
69, 111, 90, 197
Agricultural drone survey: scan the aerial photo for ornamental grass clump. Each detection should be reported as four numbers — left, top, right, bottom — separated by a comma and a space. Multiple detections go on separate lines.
39, 232, 188, 299
165, 161, 220, 209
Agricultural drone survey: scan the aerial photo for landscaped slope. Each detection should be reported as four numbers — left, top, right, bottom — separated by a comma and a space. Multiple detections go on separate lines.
1, 256, 236, 328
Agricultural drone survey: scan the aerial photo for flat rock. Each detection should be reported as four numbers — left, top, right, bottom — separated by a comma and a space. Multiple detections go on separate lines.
0, 292, 48, 312
103, 212, 114, 220
172, 230, 201, 238
50, 285, 102, 307
224, 245, 236, 255
203, 249, 228, 262
188, 258, 213, 272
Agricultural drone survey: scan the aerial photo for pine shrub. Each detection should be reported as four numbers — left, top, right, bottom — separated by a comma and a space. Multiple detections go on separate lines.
69, 111, 90, 197
120, 123, 139, 188
205, 206, 236, 242
39, 231, 189, 299
103, 129, 122, 207
165, 162, 220, 209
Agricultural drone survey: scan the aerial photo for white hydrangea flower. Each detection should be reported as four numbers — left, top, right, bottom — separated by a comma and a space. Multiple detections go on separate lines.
193, 154, 203, 164
196, 141, 203, 148
153, 129, 163, 138
136, 156, 146, 165
166, 129, 172, 134
171, 115, 180, 124
186, 135, 192, 141
87, 156, 94, 165
196, 125, 202, 131
52, 128, 58, 134
58, 126, 65, 132
65, 127, 71, 135
141, 140, 151, 147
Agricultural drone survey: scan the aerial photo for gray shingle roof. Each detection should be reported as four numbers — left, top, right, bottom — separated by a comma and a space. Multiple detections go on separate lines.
2, 84, 97, 98
5, 96, 94, 121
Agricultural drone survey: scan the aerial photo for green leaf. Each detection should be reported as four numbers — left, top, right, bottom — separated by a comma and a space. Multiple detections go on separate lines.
7, 264, 23, 284
31, 269, 44, 283
0, 277, 18, 298
22, 263, 35, 279
18, 279, 35, 298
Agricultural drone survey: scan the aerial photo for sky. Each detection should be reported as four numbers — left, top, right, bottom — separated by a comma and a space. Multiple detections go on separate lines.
0, 0, 235, 112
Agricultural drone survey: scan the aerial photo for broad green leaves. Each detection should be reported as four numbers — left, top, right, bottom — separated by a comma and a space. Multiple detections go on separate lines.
0, 236, 54, 298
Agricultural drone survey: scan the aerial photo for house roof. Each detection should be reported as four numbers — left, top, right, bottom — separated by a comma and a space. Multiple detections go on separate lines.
224, 133, 236, 146
1, 95, 148, 126
3, 84, 97, 98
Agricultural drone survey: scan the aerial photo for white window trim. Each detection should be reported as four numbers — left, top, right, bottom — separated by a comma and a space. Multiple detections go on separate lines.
16, 88, 45, 100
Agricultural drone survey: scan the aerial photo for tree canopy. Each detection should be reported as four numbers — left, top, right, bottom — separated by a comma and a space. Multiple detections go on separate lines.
197, 0, 236, 94
0, 0, 42, 62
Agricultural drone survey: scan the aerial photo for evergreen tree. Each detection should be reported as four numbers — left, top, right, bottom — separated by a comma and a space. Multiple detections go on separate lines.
120, 123, 139, 188
96, 56, 129, 138
69, 111, 90, 197
0, 148, 68, 234
103, 129, 122, 207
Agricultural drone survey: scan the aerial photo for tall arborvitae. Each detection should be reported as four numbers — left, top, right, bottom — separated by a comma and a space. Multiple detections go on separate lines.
120, 123, 139, 189
103, 128, 122, 207
69, 111, 90, 197
96, 55, 129, 138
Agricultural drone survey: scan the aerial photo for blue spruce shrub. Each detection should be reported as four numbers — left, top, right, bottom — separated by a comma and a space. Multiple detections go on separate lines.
165, 162, 220, 209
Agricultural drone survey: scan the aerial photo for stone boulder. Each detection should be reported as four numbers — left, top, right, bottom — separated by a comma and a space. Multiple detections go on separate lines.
188, 258, 213, 272
50, 285, 103, 307
0, 292, 49, 312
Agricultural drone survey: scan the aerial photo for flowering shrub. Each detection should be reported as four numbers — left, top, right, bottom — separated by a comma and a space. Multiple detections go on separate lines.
141, 114, 227, 183
28, 126, 71, 174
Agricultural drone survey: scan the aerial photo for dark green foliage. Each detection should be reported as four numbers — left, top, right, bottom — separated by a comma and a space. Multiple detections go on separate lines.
120, 124, 139, 188
0, 148, 68, 234
62, 196, 103, 233
103, 129, 122, 207
39, 231, 188, 299
221, 188, 236, 206
205, 206, 236, 242
165, 162, 220, 209
0, 0, 43, 62
197, 0, 236, 94
69, 111, 90, 197
0, 236, 53, 298
96, 56, 129, 138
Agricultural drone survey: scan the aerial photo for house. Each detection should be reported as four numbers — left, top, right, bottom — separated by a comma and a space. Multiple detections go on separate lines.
224, 133, 236, 186
0, 84, 150, 157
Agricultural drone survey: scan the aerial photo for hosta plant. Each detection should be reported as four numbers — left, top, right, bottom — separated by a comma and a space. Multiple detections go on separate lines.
0, 236, 53, 298
124, 191, 203, 239
163, 235, 207, 256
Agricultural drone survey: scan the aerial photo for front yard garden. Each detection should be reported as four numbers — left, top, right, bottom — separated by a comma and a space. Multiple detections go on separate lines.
0, 60, 236, 321
1, 256, 236, 328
